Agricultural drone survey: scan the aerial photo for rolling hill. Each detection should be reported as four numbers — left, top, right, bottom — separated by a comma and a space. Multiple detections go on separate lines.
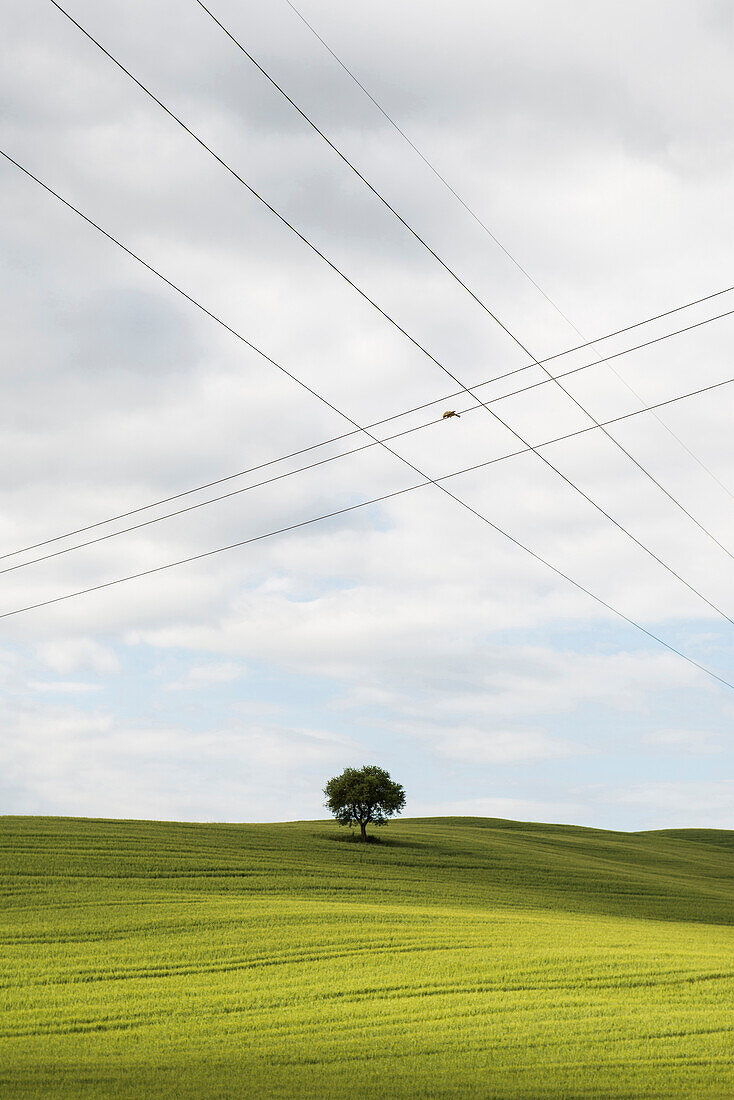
1, 815, 732, 1098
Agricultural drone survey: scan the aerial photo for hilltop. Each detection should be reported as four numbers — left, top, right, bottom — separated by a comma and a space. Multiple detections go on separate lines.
1, 815, 732, 1098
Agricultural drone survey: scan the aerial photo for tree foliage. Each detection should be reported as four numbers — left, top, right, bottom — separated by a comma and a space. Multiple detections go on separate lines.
324, 765, 406, 840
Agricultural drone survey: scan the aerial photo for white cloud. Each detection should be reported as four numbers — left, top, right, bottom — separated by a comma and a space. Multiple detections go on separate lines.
610, 781, 734, 829
0, 698, 360, 820
2, 0, 734, 825
644, 728, 724, 753
164, 661, 245, 690
415, 726, 578, 765
26, 680, 101, 694
36, 638, 120, 675
407, 796, 585, 825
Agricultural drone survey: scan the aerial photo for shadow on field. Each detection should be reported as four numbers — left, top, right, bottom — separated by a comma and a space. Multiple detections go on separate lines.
7, 817, 731, 927
318, 830, 428, 851
305, 820, 734, 925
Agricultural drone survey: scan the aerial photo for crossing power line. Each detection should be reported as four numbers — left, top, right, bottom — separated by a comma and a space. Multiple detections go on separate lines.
42, 3, 734, 625
2, 396, 733, 694
283, 0, 734, 502
3, 148, 732, 688
2, 371, 733, 579
2, 278, 734, 564
194, 0, 734, 567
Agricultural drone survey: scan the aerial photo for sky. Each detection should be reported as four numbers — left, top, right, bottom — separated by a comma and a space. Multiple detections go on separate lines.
1, 0, 734, 829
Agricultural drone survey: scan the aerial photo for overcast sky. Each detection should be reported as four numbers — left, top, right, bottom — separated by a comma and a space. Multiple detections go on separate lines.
2, 0, 734, 828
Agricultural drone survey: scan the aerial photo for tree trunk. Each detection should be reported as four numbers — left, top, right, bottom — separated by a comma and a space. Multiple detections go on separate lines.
360, 821, 367, 842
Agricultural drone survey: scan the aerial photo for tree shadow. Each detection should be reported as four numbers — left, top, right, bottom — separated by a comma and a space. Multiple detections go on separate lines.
319, 829, 428, 850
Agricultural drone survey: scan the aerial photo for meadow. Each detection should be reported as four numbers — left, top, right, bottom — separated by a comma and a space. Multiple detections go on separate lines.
0, 814, 732, 1098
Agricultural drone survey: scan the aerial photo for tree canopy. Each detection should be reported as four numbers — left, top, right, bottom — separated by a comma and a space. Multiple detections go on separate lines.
324, 765, 406, 841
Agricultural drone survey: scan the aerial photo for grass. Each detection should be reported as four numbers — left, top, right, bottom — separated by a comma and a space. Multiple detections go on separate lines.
0, 815, 732, 1098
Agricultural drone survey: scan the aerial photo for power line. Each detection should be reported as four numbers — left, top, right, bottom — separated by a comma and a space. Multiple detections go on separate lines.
3, 370, 733, 578
42, 4, 734, 625
194, 0, 734, 567
3, 150, 731, 690
3, 279, 734, 564
282, 0, 734, 501
5, 283, 734, 563
2, 409, 733, 695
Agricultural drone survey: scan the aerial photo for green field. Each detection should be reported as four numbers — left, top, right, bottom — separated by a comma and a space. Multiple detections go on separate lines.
1, 815, 732, 1098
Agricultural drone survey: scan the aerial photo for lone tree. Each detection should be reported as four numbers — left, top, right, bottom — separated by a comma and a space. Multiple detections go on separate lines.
324, 765, 406, 841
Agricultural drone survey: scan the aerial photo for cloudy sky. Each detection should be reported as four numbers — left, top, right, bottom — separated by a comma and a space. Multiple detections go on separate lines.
2, 0, 734, 828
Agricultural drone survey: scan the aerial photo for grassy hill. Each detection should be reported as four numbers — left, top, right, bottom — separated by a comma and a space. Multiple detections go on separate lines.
1, 815, 732, 1098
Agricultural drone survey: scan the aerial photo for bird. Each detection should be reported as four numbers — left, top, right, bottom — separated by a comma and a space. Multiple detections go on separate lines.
442, 410, 460, 419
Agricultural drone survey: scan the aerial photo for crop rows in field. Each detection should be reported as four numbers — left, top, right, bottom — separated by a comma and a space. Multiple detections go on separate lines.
0, 815, 732, 1098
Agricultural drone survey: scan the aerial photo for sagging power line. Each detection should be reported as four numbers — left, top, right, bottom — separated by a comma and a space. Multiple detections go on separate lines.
195, 0, 734, 564
2, 276, 734, 564
3, 147, 733, 684
2, 400, 733, 695
3, 370, 732, 579
282, 0, 734, 501
43, 4, 734, 625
